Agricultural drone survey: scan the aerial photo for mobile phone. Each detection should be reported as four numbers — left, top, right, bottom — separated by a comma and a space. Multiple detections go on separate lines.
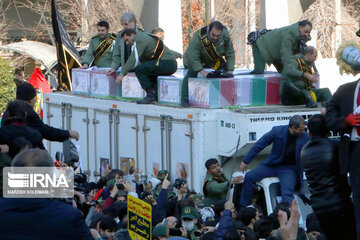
169, 228, 182, 236
162, 219, 168, 225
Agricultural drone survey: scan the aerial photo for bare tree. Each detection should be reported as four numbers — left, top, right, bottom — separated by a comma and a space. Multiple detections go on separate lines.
302, 0, 359, 58
2, 0, 132, 46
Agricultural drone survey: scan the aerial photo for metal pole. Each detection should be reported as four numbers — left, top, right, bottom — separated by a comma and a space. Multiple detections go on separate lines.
227, 135, 241, 200
210, 0, 215, 22
205, 0, 209, 26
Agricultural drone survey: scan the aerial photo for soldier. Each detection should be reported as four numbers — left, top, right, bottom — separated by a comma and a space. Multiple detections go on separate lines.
180, 206, 202, 240
280, 46, 332, 108
115, 28, 177, 104
181, 21, 235, 107
203, 158, 242, 206
248, 19, 312, 74
107, 12, 144, 75
81, 21, 116, 68
151, 27, 183, 59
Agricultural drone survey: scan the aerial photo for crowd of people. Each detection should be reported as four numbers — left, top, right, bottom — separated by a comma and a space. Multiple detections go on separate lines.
0, 146, 327, 240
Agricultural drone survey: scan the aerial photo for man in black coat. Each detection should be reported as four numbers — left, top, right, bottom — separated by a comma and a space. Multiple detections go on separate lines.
1, 82, 79, 142
0, 100, 43, 158
302, 114, 356, 240
0, 149, 92, 240
325, 40, 360, 239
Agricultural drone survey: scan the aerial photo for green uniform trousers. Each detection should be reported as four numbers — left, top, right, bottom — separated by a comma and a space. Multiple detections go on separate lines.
280, 79, 332, 105
252, 41, 283, 74
181, 66, 198, 102
135, 60, 177, 90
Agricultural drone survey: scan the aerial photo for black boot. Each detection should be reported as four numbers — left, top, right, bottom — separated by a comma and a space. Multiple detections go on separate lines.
137, 87, 157, 104
305, 94, 318, 108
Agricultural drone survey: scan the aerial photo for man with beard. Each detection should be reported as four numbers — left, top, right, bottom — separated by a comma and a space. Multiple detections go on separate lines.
239, 115, 309, 207
81, 21, 116, 68
115, 28, 177, 104
248, 20, 313, 74
280, 46, 332, 107
181, 21, 235, 107
107, 12, 144, 75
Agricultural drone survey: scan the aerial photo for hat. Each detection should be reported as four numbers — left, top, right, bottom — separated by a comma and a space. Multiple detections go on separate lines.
152, 224, 167, 237
149, 177, 161, 190
16, 82, 37, 101
106, 178, 116, 189
157, 170, 168, 181
181, 206, 198, 220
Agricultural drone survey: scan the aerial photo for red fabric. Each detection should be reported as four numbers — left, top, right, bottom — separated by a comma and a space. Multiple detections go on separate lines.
357, 86, 360, 135
100, 197, 114, 212
29, 67, 51, 93
266, 76, 281, 105
94, 188, 104, 201
220, 78, 236, 107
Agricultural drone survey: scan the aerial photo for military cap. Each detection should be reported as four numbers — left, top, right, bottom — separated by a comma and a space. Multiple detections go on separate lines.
152, 224, 167, 237
181, 206, 198, 220
157, 170, 168, 181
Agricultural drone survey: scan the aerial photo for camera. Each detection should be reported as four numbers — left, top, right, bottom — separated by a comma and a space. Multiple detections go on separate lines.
116, 182, 125, 191
74, 173, 87, 184
169, 228, 182, 236
173, 178, 187, 189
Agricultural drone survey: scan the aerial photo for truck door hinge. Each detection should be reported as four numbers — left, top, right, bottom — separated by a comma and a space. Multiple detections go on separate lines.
143, 126, 150, 132
185, 132, 194, 138
131, 125, 139, 131
93, 119, 100, 125
82, 118, 90, 124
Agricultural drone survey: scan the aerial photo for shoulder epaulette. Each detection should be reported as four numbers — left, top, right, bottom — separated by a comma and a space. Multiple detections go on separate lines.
91, 34, 99, 39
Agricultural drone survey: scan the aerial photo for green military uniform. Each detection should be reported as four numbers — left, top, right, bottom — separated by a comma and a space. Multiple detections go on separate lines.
153, 170, 175, 199
182, 27, 235, 103
111, 26, 143, 70
252, 22, 303, 74
170, 49, 182, 59
280, 53, 332, 105
120, 30, 177, 91
82, 33, 116, 68
181, 206, 201, 240
203, 172, 229, 206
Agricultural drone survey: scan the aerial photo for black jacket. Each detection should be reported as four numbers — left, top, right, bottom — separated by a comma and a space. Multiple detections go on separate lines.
0, 198, 92, 240
0, 118, 44, 158
1, 103, 70, 142
325, 79, 359, 174
301, 137, 352, 214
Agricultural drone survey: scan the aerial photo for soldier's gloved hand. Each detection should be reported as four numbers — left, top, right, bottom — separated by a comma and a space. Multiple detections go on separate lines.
345, 113, 360, 127
206, 70, 221, 78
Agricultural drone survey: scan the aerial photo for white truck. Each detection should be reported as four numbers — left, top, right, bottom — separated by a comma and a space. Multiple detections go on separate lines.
43, 92, 321, 222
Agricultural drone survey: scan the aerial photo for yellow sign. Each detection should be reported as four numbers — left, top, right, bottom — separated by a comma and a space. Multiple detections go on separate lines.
128, 194, 152, 240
